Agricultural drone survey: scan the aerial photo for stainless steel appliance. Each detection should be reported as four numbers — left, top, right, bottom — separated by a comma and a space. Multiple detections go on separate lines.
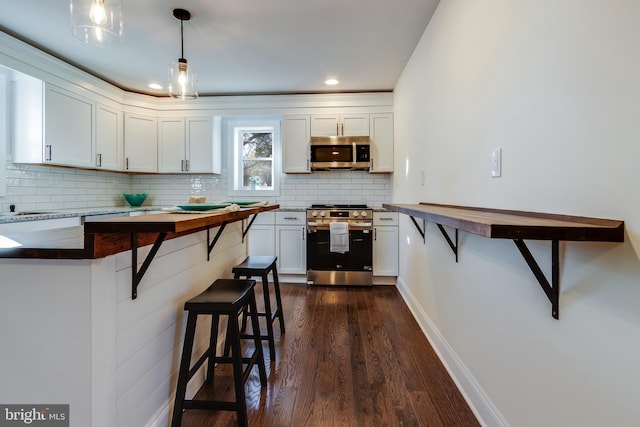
306, 204, 373, 285
310, 136, 371, 170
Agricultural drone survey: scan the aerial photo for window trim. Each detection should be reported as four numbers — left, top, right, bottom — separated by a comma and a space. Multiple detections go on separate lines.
226, 117, 281, 197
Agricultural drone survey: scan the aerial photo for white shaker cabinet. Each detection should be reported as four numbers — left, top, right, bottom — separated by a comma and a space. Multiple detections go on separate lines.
369, 113, 394, 173
13, 81, 94, 168
247, 212, 276, 257
124, 112, 158, 172
158, 116, 220, 174
95, 103, 123, 171
282, 115, 311, 173
275, 212, 307, 274
310, 113, 369, 136
373, 211, 399, 277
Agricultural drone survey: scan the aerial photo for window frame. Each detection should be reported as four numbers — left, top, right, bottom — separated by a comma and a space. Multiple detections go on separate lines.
226, 117, 281, 197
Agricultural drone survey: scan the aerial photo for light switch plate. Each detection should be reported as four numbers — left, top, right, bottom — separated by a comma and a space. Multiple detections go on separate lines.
491, 148, 501, 177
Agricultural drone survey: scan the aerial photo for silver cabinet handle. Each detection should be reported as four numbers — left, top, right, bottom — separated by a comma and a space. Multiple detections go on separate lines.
341, 122, 344, 135
97, 153, 102, 167
352, 141, 356, 166
302, 227, 305, 240
336, 123, 339, 135
284, 216, 299, 220
186, 160, 190, 171
379, 217, 394, 221
45, 145, 52, 161
181, 160, 185, 171
125, 158, 129, 170
374, 228, 377, 240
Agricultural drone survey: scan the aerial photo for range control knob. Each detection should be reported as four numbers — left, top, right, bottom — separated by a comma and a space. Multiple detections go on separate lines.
320, 211, 326, 217
311, 210, 318, 217
360, 211, 369, 218
352, 211, 360, 217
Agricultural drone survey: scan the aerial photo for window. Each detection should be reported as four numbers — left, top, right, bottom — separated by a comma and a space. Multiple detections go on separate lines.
227, 117, 281, 196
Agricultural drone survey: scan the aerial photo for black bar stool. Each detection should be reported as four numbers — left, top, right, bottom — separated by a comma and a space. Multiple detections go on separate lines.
171, 279, 267, 427
232, 255, 285, 360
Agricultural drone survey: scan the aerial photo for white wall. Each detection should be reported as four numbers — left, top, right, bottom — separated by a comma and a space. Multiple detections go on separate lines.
394, 1, 640, 426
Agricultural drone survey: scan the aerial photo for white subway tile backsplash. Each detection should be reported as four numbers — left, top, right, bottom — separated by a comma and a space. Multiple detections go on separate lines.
2, 161, 392, 213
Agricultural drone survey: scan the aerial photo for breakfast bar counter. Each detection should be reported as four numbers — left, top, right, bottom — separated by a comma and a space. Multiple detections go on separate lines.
0, 205, 279, 259
0, 204, 278, 427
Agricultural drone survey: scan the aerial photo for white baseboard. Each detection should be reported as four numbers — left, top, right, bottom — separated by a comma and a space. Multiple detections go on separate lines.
395, 277, 508, 427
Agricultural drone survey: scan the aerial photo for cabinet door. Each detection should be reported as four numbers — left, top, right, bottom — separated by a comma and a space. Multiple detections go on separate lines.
373, 226, 399, 276
248, 225, 276, 257
158, 117, 186, 173
186, 117, 215, 173
95, 103, 122, 171
124, 113, 158, 172
282, 115, 311, 173
341, 113, 369, 136
310, 114, 340, 136
44, 85, 94, 168
276, 225, 307, 274
369, 113, 394, 173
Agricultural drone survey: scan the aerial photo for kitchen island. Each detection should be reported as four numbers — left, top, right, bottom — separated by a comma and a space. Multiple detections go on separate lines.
0, 205, 278, 427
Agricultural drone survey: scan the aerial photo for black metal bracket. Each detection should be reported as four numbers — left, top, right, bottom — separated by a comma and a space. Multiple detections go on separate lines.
410, 216, 426, 243
131, 232, 167, 300
206, 222, 228, 261
436, 224, 458, 262
242, 214, 259, 242
513, 239, 560, 319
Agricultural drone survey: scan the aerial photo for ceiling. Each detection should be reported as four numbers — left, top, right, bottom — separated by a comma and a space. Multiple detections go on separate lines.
0, 0, 439, 97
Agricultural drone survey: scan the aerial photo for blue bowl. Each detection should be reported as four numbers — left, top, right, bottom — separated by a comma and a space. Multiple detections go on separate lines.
123, 193, 147, 207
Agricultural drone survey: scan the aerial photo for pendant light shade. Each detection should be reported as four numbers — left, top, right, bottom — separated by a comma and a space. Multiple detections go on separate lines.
168, 8, 198, 99
70, 0, 124, 47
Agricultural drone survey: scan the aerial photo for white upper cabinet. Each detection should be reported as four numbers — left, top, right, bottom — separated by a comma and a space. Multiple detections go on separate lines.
44, 85, 94, 168
124, 112, 157, 173
95, 103, 123, 171
310, 113, 369, 136
158, 116, 220, 174
13, 81, 94, 168
187, 116, 221, 174
282, 115, 311, 173
369, 113, 394, 173
158, 117, 186, 173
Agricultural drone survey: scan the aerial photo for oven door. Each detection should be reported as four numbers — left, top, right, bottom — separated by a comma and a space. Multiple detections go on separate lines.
306, 227, 373, 271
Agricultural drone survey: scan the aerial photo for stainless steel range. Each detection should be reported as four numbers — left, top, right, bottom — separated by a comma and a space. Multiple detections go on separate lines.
306, 204, 373, 286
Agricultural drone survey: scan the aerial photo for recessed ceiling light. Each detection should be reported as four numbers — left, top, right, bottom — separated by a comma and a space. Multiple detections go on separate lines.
324, 79, 339, 86
148, 83, 163, 90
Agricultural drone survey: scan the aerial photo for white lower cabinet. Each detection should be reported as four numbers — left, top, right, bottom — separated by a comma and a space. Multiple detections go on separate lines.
373, 212, 399, 277
247, 211, 307, 275
247, 212, 276, 256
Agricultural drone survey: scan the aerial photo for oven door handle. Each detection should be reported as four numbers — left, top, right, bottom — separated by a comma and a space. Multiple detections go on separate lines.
352, 141, 357, 166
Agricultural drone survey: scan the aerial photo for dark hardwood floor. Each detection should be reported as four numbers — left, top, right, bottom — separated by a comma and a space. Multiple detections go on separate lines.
179, 283, 479, 427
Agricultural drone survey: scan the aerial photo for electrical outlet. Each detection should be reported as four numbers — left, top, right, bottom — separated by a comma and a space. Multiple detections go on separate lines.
491, 148, 501, 177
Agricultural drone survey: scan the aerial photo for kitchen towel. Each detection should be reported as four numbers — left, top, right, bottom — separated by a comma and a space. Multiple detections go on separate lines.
329, 222, 349, 253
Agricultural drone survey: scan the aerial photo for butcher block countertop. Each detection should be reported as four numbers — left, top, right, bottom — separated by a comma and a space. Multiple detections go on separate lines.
0, 205, 279, 260
383, 203, 624, 242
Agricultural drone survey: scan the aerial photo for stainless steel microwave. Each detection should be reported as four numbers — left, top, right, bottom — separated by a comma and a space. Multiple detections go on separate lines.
309, 136, 371, 170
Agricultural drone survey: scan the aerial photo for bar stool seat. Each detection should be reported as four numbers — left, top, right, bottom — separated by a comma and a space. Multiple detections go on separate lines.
171, 279, 267, 427
232, 255, 285, 360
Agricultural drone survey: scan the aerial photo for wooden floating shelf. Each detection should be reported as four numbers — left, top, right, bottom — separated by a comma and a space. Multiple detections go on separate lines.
382, 202, 625, 319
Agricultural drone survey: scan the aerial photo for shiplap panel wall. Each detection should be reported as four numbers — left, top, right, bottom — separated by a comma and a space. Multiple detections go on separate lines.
107, 224, 246, 426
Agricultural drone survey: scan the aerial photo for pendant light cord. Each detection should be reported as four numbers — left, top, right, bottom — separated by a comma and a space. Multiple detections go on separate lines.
180, 18, 185, 60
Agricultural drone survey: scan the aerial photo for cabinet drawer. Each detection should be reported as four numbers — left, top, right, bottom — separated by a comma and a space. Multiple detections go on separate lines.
276, 211, 306, 226
251, 211, 275, 225
373, 212, 398, 226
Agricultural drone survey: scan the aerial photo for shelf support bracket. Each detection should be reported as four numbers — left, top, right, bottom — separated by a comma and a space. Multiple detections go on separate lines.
242, 213, 259, 242
207, 222, 228, 261
410, 216, 426, 243
437, 224, 459, 262
131, 232, 167, 300
513, 239, 560, 319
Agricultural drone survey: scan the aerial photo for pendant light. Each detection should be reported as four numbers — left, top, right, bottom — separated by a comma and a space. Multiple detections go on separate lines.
168, 8, 198, 100
70, 0, 123, 47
